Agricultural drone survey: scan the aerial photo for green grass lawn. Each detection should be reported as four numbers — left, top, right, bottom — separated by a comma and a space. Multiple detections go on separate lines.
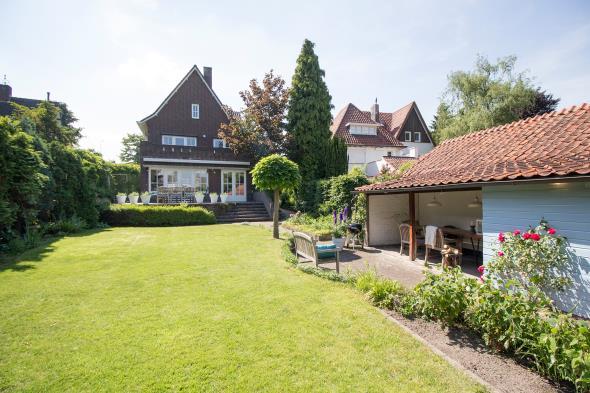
0, 225, 484, 392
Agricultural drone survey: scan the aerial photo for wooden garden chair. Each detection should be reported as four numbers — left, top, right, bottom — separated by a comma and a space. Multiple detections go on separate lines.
292, 232, 340, 273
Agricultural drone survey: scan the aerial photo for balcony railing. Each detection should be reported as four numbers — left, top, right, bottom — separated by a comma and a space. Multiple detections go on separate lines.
140, 141, 249, 163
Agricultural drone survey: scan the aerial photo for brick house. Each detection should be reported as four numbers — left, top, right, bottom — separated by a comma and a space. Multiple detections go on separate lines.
137, 65, 251, 202
331, 101, 434, 175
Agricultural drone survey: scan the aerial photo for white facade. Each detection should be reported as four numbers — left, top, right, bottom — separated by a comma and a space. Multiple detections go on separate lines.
348, 144, 434, 175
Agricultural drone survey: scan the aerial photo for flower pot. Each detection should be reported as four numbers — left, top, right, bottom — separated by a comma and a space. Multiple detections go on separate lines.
209, 193, 218, 203
194, 193, 204, 204
116, 195, 127, 204
129, 195, 139, 204
140, 193, 151, 204
220, 194, 228, 203
332, 237, 345, 249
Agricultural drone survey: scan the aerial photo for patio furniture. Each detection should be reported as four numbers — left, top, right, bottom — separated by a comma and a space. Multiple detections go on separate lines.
399, 224, 424, 257
292, 231, 341, 273
440, 227, 483, 264
424, 226, 460, 265
441, 244, 461, 268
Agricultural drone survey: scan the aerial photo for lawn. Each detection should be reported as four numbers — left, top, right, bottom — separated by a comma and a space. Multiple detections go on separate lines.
0, 225, 484, 392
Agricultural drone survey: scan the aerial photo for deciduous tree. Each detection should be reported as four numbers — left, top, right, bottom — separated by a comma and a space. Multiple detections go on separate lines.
119, 132, 144, 163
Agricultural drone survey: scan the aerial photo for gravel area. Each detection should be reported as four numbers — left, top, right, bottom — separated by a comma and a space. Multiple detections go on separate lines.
384, 310, 574, 393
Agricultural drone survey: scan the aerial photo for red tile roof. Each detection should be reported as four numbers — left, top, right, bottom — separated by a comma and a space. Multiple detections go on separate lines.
331, 103, 412, 147
382, 156, 417, 169
358, 103, 590, 192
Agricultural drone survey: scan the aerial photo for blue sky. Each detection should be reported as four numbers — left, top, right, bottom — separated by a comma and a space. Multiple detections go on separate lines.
2, 0, 590, 160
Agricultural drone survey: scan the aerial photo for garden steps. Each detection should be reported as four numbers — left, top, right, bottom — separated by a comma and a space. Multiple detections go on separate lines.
215, 202, 271, 223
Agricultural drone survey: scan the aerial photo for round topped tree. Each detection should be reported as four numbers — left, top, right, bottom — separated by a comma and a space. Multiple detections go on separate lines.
251, 154, 300, 239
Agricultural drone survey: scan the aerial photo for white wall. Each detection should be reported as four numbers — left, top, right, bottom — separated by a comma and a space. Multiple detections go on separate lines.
418, 190, 482, 231
482, 181, 590, 317
403, 141, 434, 156
367, 194, 408, 246
347, 146, 402, 171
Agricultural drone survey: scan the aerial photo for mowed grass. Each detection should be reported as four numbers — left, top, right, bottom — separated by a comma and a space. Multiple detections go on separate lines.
0, 225, 484, 392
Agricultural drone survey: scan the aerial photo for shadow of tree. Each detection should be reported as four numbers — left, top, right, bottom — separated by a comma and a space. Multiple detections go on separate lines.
550, 245, 590, 318
0, 228, 111, 274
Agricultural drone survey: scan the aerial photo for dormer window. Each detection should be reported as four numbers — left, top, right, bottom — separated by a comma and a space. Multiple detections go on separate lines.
349, 124, 377, 135
162, 135, 197, 146
213, 138, 229, 148
191, 104, 200, 119
404, 131, 412, 141
414, 132, 421, 142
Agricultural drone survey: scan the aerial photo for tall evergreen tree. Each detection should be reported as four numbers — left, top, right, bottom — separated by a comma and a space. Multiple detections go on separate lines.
286, 39, 334, 210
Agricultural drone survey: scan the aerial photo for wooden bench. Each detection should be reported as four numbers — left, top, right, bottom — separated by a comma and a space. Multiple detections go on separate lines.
292, 232, 340, 273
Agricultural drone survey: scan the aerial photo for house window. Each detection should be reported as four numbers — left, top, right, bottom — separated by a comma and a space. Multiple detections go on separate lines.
150, 169, 163, 192
162, 135, 197, 146
213, 138, 229, 148
404, 131, 412, 141
194, 172, 208, 193
349, 125, 377, 135
387, 151, 392, 157
191, 104, 200, 119
414, 132, 421, 143
167, 170, 178, 185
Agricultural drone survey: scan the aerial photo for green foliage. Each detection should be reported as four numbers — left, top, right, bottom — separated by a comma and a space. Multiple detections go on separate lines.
11, 101, 82, 146
403, 268, 478, 327
488, 220, 572, 293
323, 136, 348, 178
101, 204, 216, 226
119, 132, 144, 163
43, 216, 88, 236
0, 117, 47, 244
433, 55, 559, 143
287, 39, 335, 209
282, 213, 334, 240
251, 154, 300, 191
109, 162, 140, 195
354, 269, 405, 309
319, 168, 369, 215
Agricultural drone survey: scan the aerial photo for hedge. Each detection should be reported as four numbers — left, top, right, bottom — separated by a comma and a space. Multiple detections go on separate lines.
101, 204, 216, 226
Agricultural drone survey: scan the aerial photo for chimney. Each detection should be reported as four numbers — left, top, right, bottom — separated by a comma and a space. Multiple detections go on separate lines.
203, 66, 212, 88
370, 98, 379, 122
47, 92, 51, 101
0, 76, 11, 101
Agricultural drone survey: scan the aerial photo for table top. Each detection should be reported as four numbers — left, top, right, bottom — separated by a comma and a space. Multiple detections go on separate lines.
440, 227, 483, 240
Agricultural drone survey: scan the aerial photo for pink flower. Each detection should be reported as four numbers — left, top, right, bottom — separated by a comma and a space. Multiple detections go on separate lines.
522, 233, 531, 240
547, 228, 556, 235
477, 265, 485, 274
513, 230, 521, 236
531, 233, 541, 241
498, 232, 506, 243
497, 251, 504, 257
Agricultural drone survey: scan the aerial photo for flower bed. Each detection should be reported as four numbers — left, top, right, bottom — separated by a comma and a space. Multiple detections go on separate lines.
282, 213, 333, 240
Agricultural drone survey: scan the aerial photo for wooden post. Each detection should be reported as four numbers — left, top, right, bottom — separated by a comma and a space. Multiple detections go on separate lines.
409, 192, 416, 261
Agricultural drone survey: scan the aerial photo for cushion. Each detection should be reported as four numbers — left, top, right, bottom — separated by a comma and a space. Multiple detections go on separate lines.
316, 244, 336, 259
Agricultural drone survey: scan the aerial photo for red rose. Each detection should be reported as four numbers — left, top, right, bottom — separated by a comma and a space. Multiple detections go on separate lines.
477, 265, 485, 274
497, 251, 504, 257
547, 228, 556, 235
531, 233, 541, 241
523, 233, 531, 240
513, 230, 521, 236
498, 232, 506, 243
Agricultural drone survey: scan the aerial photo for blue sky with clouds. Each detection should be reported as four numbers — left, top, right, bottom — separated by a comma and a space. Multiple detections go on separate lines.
2, 0, 589, 160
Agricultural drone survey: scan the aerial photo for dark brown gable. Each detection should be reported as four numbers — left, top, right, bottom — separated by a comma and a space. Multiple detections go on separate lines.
144, 70, 228, 146
399, 106, 433, 144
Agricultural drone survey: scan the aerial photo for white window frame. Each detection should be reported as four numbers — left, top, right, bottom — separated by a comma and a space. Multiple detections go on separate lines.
191, 104, 200, 119
213, 138, 229, 149
349, 124, 377, 135
404, 131, 412, 141
162, 135, 197, 147
194, 171, 208, 193
414, 132, 421, 143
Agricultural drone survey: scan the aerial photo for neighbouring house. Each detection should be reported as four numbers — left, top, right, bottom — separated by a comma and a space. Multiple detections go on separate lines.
0, 79, 62, 116
137, 65, 251, 202
375, 156, 417, 177
331, 100, 434, 176
357, 103, 590, 317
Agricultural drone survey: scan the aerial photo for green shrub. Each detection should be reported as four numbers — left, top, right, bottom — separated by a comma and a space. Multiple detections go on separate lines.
403, 267, 478, 327
354, 269, 405, 309
102, 204, 216, 227
318, 168, 369, 215
282, 213, 334, 240
43, 216, 87, 235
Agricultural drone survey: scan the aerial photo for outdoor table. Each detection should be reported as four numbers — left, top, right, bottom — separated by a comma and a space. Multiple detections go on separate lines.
440, 227, 483, 264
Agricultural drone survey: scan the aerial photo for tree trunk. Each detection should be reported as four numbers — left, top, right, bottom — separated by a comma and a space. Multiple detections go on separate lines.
273, 189, 280, 239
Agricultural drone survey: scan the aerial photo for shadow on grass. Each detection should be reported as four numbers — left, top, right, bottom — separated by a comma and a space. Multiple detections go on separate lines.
0, 228, 112, 274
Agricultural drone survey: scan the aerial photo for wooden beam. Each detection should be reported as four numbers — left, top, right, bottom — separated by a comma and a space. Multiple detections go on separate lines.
409, 192, 416, 261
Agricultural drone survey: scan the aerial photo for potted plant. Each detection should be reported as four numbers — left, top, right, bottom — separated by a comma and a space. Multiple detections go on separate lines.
194, 191, 205, 204
128, 192, 140, 204
220, 192, 228, 203
116, 193, 127, 204
140, 192, 151, 204
209, 192, 218, 203
332, 222, 346, 249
